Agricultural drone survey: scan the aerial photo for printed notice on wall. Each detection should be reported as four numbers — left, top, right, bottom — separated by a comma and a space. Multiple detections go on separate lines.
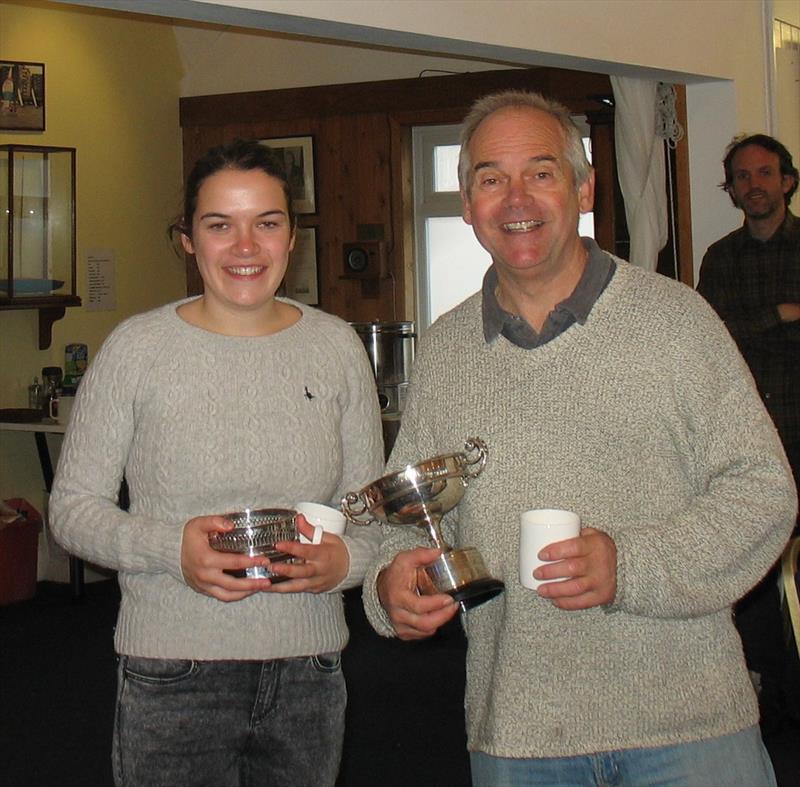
86, 249, 117, 311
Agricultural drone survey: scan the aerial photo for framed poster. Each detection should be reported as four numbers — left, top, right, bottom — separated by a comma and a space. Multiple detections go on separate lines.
259, 135, 316, 214
0, 61, 45, 131
284, 227, 319, 305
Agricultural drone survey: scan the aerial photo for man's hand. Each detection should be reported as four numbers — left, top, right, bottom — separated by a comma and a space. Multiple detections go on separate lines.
377, 547, 459, 640
534, 527, 617, 610
777, 303, 800, 323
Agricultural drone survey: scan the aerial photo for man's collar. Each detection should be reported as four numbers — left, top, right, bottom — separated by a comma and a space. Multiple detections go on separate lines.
482, 238, 614, 345
738, 209, 798, 247
481, 267, 507, 344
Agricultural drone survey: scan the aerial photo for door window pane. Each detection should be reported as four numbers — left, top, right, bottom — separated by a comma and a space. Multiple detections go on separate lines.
433, 145, 460, 192
426, 216, 490, 322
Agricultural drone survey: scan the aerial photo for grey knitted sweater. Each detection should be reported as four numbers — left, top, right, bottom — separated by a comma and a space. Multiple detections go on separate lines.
362, 260, 797, 758
51, 298, 384, 661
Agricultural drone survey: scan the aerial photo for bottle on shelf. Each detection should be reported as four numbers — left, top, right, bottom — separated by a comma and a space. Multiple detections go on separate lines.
28, 376, 43, 410
41, 366, 63, 413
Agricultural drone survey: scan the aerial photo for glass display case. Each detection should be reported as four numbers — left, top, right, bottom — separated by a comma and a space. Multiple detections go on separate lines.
0, 144, 80, 348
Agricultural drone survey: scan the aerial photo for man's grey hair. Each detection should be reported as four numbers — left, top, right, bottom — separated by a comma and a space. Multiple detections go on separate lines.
458, 90, 592, 193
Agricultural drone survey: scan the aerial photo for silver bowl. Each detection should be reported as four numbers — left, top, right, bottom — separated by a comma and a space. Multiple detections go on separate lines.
344, 450, 480, 528
208, 507, 299, 580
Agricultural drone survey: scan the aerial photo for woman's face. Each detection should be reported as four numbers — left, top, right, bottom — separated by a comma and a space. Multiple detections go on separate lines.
181, 168, 295, 316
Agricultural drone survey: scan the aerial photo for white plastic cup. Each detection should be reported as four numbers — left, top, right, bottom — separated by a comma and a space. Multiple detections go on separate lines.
519, 508, 581, 590
295, 501, 347, 537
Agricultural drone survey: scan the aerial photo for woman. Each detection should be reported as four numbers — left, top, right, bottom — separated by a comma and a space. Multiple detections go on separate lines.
50, 139, 384, 786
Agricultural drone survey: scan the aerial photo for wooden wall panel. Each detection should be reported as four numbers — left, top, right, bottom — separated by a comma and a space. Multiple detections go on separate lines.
179, 68, 613, 127
316, 113, 395, 321
587, 112, 616, 254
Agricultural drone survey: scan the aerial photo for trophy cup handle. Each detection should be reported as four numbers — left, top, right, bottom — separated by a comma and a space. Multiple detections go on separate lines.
462, 437, 488, 480
341, 490, 377, 526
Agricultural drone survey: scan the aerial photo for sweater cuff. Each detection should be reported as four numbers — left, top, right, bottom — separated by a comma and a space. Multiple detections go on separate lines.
328, 535, 358, 593
603, 528, 627, 614
361, 557, 398, 638
328, 529, 372, 593
167, 521, 190, 585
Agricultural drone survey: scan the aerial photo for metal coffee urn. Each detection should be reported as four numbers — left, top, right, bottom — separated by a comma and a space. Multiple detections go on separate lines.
349, 321, 416, 457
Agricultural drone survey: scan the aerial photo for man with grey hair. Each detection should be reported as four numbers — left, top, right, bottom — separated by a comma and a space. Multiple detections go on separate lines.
362, 90, 796, 785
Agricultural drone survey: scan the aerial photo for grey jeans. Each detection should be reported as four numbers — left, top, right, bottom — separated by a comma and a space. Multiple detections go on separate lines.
112, 654, 346, 787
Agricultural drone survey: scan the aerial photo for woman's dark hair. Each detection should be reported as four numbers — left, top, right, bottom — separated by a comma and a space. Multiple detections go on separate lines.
170, 138, 296, 240
721, 133, 799, 206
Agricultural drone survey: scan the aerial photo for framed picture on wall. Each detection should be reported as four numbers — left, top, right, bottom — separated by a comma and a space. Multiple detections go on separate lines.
283, 226, 319, 305
0, 60, 45, 131
259, 135, 316, 214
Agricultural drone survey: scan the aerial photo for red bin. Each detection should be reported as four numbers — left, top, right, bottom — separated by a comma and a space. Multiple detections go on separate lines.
0, 498, 41, 605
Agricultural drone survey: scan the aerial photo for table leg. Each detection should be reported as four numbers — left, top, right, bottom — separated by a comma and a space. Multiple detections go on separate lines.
33, 431, 54, 491
69, 555, 85, 599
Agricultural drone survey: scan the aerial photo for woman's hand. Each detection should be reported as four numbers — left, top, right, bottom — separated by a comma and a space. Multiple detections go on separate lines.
181, 515, 271, 602
265, 515, 350, 593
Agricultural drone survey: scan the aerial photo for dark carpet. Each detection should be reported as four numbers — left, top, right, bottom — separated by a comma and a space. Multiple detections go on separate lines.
0, 580, 470, 787
1, 580, 798, 786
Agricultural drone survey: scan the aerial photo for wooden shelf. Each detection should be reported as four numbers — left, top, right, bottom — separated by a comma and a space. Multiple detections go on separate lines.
0, 295, 82, 349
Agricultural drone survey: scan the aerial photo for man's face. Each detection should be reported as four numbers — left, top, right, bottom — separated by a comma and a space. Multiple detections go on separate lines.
728, 145, 794, 222
461, 106, 593, 280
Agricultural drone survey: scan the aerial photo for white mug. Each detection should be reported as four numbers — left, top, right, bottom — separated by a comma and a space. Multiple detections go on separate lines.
295, 501, 347, 536
298, 521, 324, 545
49, 394, 76, 425
519, 508, 581, 590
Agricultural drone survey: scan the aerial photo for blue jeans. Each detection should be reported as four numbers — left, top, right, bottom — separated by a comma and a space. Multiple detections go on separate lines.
112, 654, 346, 787
470, 726, 776, 787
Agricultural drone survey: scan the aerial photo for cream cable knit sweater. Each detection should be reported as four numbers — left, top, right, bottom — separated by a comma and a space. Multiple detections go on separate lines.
51, 298, 384, 661
363, 260, 797, 758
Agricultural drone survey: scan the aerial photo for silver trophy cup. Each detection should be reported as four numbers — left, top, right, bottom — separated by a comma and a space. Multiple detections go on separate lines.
342, 437, 504, 611
208, 507, 300, 581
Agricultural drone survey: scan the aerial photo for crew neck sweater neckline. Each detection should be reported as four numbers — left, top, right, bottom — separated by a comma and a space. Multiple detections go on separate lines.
164, 295, 310, 345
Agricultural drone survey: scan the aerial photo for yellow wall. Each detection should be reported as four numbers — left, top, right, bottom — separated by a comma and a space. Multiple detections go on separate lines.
0, 0, 185, 528
775, 0, 800, 26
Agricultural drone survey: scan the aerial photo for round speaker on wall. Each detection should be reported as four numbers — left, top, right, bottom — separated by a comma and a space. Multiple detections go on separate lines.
342, 241, 386, 280
346, 246, 370, 274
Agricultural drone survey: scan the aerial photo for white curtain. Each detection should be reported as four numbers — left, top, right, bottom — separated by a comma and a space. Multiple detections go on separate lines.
610, 76, 668, 271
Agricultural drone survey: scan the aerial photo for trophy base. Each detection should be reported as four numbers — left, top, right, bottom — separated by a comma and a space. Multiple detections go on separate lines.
224, 554, 299, 582
224, 567, 291, 583
449, 576, 505, 611
424, 547, 504, 611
